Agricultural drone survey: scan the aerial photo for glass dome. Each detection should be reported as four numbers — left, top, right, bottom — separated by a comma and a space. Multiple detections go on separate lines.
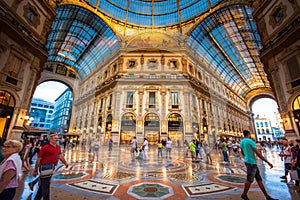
85, 0, 223, 27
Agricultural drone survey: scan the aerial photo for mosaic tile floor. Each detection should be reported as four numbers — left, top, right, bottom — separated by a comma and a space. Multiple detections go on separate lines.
16, 145, 300, 200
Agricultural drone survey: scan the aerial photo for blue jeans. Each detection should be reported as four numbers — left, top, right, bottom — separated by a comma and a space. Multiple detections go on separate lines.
222, 150, 228, 162
34, 176, 52, 200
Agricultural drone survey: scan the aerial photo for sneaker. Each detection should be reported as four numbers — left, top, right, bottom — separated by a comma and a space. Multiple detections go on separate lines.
280, 176, 287, 179
28, 182, 34, 191
266, 195, 278, 200
241, 194, 250, 200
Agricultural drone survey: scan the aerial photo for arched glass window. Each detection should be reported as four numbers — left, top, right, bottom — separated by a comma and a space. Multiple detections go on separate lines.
293, 95, 300, 110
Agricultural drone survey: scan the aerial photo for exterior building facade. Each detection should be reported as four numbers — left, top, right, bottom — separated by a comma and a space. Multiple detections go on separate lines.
51, 88, 73, 134
0, 0, 299, 145
254, 115, 275, 141
29, 98, 54, 130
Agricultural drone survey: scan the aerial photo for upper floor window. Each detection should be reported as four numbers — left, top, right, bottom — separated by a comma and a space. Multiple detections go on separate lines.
171, 92, 178, 109
108, 94, 112, 110
149, 61, 156, 68
126, 92, 133, 108
99, 98, 103, 112
260, 122, 264, 127
129, 61, 136, 68
273, 8, 284, 23
113, 64, 117, 72
265, 122, 268, 127
26, 8, 37, 23
192, 95, 197, 110
202, 99, 206, 112
8, 56, 22, 78
170, 61, 177, 68
149, 92, 156, 108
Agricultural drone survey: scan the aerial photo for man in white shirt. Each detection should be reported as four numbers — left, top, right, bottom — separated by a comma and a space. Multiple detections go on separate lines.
166, 137, 172, 159
131, 136, 137, 160
142, 138, 149, 160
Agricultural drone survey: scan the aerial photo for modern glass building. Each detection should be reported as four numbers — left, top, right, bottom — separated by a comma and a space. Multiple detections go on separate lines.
29, 98, 54, 130
51, 88, 73, 134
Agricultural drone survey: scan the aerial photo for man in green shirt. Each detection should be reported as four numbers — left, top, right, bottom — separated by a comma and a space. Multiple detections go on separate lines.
240, 130, 277, 200
189, 139, 196, 161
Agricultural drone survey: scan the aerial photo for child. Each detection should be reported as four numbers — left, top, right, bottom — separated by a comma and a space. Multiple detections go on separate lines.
157, 140, 163, 157
136, 147, 144, 160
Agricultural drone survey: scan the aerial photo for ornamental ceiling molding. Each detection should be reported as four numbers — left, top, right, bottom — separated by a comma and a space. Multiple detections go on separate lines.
269, 2, 287, 29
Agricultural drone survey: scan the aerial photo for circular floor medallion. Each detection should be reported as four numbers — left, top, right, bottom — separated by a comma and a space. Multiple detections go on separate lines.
128, 182, 174, 199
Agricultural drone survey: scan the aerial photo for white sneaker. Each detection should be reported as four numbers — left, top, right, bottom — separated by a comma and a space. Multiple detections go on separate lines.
287, 180, 294, 185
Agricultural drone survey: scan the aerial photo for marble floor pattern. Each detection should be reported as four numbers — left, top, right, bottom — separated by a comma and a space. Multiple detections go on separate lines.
15, 145, 300, 200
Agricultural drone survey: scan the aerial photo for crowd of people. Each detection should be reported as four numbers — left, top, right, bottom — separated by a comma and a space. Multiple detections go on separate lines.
0, 131, 300, 199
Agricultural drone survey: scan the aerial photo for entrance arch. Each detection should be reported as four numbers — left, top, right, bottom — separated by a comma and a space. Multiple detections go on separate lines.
293, 95, 300, 135
120, 112, 136, 145
167, 113, 183, 146
144, 113, 160, 145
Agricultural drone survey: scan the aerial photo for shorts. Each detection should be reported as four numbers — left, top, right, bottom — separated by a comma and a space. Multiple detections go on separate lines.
245, 163, 262, 183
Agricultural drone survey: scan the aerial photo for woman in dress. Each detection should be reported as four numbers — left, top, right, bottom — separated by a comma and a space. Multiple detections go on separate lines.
0, 140, 23, 200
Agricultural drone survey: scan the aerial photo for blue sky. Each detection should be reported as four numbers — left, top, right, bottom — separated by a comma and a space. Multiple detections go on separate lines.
251, 98, 279, 124
33, 81, 68, 103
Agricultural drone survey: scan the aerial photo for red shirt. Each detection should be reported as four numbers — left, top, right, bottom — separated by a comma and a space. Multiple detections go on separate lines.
38, 143, 61, 166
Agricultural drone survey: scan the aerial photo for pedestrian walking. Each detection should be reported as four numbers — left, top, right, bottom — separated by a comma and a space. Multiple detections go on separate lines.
203, 141, 212, 163
240, 130, 277, 200
108, 138, 113, 151
32, 134, 68, 200
157, 140, 163, 158
166, 137, 172, 159
0, 140, 23, 200
142, 138, 149, 160
131, 136, 138, 160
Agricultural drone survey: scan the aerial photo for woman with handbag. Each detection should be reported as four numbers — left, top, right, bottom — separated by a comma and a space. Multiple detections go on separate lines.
0, 140, 23, 200
32, 133, 69, 200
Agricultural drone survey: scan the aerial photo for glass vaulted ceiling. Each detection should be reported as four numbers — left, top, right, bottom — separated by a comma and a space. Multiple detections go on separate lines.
46, 5, 120, 78
47, 1, 269, 97
85, 0, 223, 27
187, 5, 269, 97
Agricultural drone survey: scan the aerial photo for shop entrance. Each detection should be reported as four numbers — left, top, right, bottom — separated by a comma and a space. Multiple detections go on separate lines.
144, 113, 160, 145
120, 112, 136, 145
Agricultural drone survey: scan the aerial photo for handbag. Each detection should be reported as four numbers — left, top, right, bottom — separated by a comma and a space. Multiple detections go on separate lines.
39, 163, 54, 178
290, 170, 299, 181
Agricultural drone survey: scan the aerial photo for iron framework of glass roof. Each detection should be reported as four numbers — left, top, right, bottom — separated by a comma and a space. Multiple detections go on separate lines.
46, 1, 270, 97
46, 5, 120, 78
85, 0, 223, 27
187, 4, 269, 97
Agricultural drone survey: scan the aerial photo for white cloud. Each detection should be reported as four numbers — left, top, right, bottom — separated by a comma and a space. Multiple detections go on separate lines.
33, 81, 68, 103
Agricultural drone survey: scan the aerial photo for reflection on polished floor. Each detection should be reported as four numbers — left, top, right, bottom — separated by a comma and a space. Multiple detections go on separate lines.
15, 145, 299, 200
